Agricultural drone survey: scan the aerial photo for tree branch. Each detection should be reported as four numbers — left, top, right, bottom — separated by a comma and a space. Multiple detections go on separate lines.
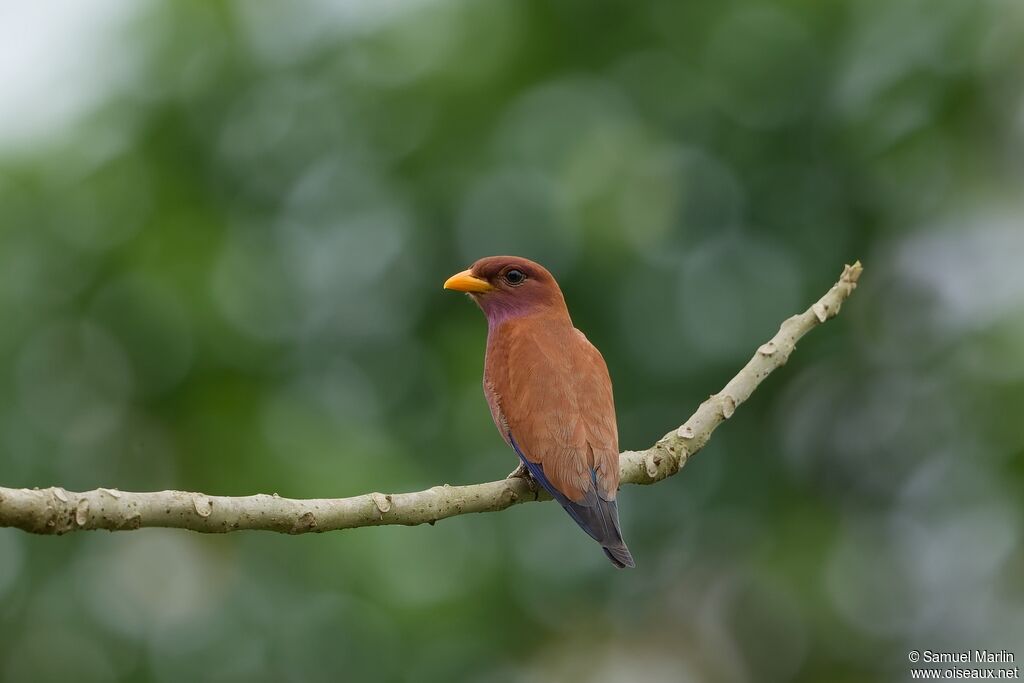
0, 262, 863, 536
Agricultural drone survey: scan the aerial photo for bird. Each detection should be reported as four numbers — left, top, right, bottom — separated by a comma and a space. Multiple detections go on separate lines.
444, 256, 635, 568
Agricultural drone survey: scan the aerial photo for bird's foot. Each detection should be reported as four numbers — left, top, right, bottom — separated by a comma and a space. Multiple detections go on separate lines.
506, 462, 540, 497
506, 461, 529, 479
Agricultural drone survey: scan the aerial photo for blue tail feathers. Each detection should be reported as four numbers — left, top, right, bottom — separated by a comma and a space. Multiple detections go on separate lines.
509, 434, 635, 569
602, 544, 636, 569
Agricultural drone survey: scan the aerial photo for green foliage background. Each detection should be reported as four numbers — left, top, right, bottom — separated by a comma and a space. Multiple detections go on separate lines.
2, 1, 1023, 681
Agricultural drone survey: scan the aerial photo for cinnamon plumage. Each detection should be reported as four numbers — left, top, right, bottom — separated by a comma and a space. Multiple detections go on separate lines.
444, 256, 634, 568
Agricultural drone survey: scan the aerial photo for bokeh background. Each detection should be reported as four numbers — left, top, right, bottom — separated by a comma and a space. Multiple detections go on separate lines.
2, 0, 1023, 681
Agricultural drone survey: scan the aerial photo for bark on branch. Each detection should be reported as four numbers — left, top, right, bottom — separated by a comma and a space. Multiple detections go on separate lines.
0, 262, 863, 536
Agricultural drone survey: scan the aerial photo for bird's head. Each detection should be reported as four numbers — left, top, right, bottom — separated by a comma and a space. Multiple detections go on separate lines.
444, 256, 568, 325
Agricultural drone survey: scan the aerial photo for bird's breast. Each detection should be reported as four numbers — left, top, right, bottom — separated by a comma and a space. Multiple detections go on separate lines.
482, 375, 510, 445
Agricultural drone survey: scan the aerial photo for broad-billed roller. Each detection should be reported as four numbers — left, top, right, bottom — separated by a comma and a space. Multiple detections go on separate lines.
444, 256, 635, 568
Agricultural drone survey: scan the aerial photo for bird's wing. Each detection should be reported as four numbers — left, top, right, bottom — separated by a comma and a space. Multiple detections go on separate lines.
571, 328, 621, 501
497, 321, 620, 504
493, 319, 631, 565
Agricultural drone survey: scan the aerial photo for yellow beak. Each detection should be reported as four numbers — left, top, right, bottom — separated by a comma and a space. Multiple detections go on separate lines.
443, 269, 493, 293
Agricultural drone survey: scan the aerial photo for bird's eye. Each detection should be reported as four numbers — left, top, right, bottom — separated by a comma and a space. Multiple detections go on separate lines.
503, 269, 526, 286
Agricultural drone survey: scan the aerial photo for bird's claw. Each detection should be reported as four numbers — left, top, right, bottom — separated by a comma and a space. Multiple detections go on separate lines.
506, 462, 540, 496
506, 462, 529, 479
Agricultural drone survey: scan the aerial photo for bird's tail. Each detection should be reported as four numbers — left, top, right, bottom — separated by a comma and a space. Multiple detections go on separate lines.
602, 543, 635, 569
509, 435, 637, 569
